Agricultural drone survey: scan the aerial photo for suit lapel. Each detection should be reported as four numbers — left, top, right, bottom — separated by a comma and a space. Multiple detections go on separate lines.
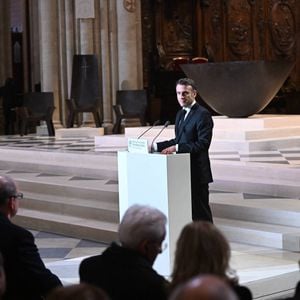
176, 103, 198, 143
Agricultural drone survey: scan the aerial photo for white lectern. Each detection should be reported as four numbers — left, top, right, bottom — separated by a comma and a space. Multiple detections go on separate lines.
117, 151, 191, 277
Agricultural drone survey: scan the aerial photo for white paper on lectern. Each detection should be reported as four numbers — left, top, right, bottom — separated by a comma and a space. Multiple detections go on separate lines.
117, 151, 191, 277
127, 138, 148, 154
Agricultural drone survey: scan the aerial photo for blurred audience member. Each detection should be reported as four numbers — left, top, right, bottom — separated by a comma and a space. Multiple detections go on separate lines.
0, 252, 6, 299
170, 221, 252, 300
169, 274, 237, 300
46, 283, 110, 300
0, 175, 62, 299
80, 204, 168, 300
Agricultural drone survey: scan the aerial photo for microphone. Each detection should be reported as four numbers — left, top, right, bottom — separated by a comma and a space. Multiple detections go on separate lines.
150, 120, 170, 153
137, 120, 160, 139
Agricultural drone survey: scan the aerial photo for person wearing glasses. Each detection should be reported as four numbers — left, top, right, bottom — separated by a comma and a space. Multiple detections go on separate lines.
0, 175, 62, 300
79, 204, 169, 300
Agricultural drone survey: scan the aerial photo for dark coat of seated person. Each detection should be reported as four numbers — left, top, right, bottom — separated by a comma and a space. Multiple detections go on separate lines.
79, 204, 169, 300
170, 221, 252, 300
0, 175, 62, 300
0, 252, 6, 299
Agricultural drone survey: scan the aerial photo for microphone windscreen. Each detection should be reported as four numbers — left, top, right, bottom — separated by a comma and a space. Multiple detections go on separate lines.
164, 120, 170, 127
153, 120, 160, 126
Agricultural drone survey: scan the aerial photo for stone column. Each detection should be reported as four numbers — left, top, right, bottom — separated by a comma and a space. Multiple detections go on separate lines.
0, 0, 12, 83
116, 0, 143, 89
56, 0, 75, 126
95, 0, 116, 132
75, 0, 96, 126
38, 0, 61, 126
64, 0, 75, 94
28, 0, 40, 91
78, 20, 94, 54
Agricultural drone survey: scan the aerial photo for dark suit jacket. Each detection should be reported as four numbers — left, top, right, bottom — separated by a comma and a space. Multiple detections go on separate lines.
80, 242, 168, 300
0, 213, 62, 300
157, 102, 213, 184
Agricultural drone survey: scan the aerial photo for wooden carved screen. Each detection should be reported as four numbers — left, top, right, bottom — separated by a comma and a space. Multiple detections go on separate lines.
142, 0, 300, 120
155, 0, 196, 70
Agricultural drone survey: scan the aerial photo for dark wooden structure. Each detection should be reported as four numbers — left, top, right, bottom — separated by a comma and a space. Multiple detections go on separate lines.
18, 92, 55, 136
113, 90, 148, 134
141, 0, 300, 122
66, 55, 102, 128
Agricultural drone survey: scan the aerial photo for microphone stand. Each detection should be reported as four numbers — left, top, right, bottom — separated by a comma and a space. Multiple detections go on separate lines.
150, 121, 170, 153
137, 120, 160, 139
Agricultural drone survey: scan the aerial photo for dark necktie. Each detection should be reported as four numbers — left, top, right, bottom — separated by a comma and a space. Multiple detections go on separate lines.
179, 109, 187, 127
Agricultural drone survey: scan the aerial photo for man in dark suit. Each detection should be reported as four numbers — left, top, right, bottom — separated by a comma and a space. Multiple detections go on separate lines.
0, 175, 62, 300
79, 204, 168, 300
156, 78, 214, 222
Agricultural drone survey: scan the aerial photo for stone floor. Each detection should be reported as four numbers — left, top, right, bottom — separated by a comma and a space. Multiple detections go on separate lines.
34, 220, 300, 299
1, 135, 300, 165
1, 134, 300, 299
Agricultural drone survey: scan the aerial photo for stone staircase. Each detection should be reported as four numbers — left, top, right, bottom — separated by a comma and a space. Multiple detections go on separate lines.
0, 136, 300, 251
13, 173, 119, 242
0, 149, 119, 243
211, 195, 300, 251
211, 159, 300, 199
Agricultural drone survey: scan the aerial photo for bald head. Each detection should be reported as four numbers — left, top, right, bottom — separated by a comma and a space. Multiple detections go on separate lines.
0, 175, 19, 218
170, 275, 238, 300
0, 175, 17, 206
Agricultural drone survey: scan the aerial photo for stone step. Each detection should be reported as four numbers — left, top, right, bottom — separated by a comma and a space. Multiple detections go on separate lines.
0, 148, 118, 178
211, 136, 300, 151
212, 176, 300, 199
213, 126, 300, 140
5, 173, 119, 203
211, 196, 300, 227
212, 159, 300, 182
14, 208, 118, 243
211, 160, 300, 198
215, 217, 300, 251
22, 191, 119, 223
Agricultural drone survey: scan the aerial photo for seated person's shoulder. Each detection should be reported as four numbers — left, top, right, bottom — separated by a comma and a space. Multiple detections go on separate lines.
80, 254, 103, 270
6, 221, 34, 240
232, 284, 253, 300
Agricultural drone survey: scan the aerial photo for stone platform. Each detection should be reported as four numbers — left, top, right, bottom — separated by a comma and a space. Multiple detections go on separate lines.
56, 127, 104, 138
123, 114, 300, 151
1, 114, 300, 298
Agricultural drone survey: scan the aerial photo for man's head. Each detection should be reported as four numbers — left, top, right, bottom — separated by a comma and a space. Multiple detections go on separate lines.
176, 78, 197, 108
169, 274, 237, 300
0, 175, 21, 218
118, 204, 167, 265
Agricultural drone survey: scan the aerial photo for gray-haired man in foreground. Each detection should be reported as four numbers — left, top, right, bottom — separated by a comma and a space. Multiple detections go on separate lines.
80, 204, 168, 300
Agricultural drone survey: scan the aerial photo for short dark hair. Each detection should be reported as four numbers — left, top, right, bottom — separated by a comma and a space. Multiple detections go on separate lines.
176, 78, 197, 91
0, 176, 17, 206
